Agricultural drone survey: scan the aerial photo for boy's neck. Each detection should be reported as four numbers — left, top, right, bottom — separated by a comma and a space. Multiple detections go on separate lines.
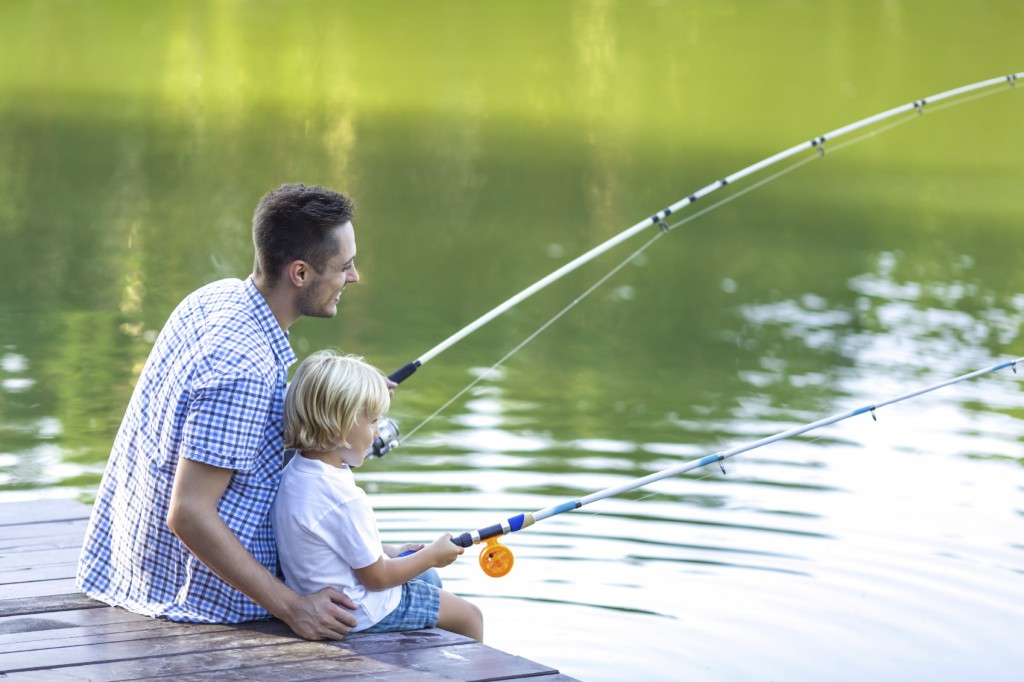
298, 449, 346, 469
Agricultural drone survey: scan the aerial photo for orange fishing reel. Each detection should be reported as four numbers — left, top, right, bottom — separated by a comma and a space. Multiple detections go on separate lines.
479, 536, 514, 578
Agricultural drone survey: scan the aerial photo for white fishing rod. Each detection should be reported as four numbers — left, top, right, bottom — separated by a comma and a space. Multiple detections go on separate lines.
387, 71, 1021, 385
453, 357, 1024, 577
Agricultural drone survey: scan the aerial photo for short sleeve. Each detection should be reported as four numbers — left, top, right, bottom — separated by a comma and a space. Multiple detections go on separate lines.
181, 373, 274, 471
313, 495, 383, 570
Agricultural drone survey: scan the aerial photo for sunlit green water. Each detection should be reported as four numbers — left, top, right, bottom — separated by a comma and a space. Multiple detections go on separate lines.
2, 2, 1023, 680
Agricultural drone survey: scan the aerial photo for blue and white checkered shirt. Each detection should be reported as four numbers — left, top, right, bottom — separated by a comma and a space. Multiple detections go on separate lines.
77, 276, 297, 623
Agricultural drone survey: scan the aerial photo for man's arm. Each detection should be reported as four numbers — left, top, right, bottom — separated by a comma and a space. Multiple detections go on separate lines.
166, 457, 358, 640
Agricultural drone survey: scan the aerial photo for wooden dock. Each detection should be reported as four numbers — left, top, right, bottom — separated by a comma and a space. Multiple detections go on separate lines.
0, 500, 577, 681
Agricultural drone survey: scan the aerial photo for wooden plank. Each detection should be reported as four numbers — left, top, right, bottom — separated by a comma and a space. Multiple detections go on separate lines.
0, 499, 578, 680
0, 537, 85, 556
0, 616, 298, 657
315, 642, 561, 682
1, 660, 453, 682
0, 557, 80, 579
0, 622, 304, 671
0, 606, 181, 643
0, 592, 104, 618
135, 641, 558, 682
0, 500, 91, 526
0, 626, 558, 682
0, 547, 81, 572
0, 620, 475, 676
0, 519, 88, 545
0, 578, 79, 601
0, 616, 465, 660
0, 557, 77, 577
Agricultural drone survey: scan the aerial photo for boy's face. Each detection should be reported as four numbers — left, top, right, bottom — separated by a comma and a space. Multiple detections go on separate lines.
337, 409, 381, 468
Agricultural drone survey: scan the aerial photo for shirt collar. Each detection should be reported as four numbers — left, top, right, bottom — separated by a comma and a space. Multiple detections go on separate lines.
244, 275, 298, 370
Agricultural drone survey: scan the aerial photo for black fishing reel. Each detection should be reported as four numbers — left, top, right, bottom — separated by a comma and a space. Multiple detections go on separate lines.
368, 417, 400, 457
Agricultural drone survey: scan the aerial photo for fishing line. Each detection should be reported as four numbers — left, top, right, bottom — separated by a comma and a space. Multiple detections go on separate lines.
386, 72, 1022, 390
458, 357, 1023, 577
378, 74, 1023, 573
575, 424, 835, 525
398, 231, 665, 443
399, 109, 928, 445
389, 74, 1023, 449
401, 152, 827, 444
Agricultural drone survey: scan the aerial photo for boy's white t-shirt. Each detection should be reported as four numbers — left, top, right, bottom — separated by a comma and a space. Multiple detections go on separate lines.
271, 453, 401, 632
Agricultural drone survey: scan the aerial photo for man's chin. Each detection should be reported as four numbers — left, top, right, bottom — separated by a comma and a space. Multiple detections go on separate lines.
301, 305, 338, 319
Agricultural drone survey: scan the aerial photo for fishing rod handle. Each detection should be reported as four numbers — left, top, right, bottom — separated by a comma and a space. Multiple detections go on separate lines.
453, 512, 536, 547
398, 533, 471, 557
453, 531, 480, 548
388, 360, 421, 384
452, 522, 509, 548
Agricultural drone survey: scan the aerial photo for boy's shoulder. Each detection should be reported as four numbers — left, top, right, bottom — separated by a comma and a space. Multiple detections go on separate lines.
279, 456, 364, 503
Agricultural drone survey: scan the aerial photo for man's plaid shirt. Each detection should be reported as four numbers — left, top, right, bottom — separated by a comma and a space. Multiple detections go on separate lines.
77, 276, 297, 622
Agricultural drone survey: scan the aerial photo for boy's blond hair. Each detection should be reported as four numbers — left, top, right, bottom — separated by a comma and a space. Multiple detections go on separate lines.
284, 350, 390, 451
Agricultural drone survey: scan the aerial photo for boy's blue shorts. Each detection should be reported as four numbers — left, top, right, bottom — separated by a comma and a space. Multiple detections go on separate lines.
362, 580, 440, 633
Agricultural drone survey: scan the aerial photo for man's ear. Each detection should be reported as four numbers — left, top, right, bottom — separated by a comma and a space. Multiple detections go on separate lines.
287, 260, 310, 287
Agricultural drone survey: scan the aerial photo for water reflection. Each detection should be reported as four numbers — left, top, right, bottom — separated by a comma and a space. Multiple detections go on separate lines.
3, 2, 1023, 679
355, 237, 1024, 680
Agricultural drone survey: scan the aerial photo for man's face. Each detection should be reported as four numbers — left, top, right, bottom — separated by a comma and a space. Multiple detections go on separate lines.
298, 221, 358, 319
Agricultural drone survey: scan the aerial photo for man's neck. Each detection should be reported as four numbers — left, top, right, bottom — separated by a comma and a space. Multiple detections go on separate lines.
252, 273, 299, 331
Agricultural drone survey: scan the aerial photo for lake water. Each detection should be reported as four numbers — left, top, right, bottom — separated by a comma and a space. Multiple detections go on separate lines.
1, 2, 1023, 680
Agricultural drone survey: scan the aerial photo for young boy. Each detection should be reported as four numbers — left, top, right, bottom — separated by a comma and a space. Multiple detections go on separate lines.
271, 350, 483, 641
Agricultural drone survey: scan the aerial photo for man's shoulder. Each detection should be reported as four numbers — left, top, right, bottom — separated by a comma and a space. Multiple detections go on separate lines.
189, 278, 249, 315
182, 279, 279, 375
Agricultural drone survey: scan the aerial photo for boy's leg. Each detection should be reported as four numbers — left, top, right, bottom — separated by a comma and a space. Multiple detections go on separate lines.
436, 589, 483, 643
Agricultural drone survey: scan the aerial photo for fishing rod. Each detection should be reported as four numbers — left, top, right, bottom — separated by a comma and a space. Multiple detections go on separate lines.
444, 357, 1023, 577
386, 72, 1022, 387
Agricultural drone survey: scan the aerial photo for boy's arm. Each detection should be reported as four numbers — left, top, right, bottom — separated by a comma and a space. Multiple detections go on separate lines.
167, 457, 358, 640
356, 534, 462, 591
382, 542, 424, 559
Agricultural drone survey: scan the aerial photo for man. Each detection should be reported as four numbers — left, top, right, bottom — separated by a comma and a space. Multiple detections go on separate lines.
77, 183, 363, 640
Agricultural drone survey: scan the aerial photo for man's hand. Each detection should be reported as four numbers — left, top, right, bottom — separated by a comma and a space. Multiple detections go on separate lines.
169, 458, 359, 641
283, 587, 359, 641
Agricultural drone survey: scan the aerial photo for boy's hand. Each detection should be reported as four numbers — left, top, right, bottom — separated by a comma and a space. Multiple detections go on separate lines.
398, 542, 425, 556
387, 542, 425, 558
425, 533, 464, 568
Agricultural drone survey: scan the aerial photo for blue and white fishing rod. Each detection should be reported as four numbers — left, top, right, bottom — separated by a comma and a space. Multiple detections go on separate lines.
386, 72, 1022, 387
456, 357, 1024, 577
